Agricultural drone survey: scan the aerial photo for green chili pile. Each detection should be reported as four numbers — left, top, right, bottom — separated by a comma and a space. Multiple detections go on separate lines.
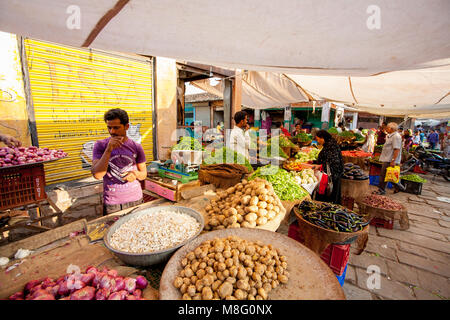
401, 174, 427, 183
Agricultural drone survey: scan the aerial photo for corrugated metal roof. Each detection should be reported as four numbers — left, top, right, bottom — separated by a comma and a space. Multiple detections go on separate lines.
185, 92, 222, 103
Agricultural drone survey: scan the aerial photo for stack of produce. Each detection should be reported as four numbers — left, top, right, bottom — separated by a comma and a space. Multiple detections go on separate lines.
294, 148, 320, 162
173, 236, 289, 300
248, 165, 309, 201
327, 127, 339, 134
8, 266, 148, 300
361, 194, 403, 211
400, 174, 427, 183
342, 150, 372, 158
204, 178, 283, 231
172, 136, 203, 151
0, 146, 67, 167
342, 163, 369, 180
339, 131, 355, 139
293, 132, 312, 144
268, 135, 296, 148
296, 200, 369, 232
354, 132, 365, 142
203, 147, 253, 172
291, 169, 318, 185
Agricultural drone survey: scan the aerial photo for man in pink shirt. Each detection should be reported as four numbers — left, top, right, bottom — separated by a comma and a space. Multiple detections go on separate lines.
91, 108, 147, 215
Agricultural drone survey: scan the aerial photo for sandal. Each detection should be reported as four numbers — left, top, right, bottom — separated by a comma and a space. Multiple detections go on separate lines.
372, 189, 386, 195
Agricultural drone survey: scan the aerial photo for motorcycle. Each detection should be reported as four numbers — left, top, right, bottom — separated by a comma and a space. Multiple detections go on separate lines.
401, 145, 450, 181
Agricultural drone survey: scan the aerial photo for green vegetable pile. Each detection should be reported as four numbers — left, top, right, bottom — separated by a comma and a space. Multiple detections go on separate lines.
354, 132, 365, 141
296, 200, 369, 232
268, 135, 296, 148
248, 165, 309, 200
203, 147, 253, 172
172, 137, 203, 151
294, 132, 311, 143
401, 174, 427, 183
339, 131, 355, 138
294, 148, 320, 162
328, 127, 338, 134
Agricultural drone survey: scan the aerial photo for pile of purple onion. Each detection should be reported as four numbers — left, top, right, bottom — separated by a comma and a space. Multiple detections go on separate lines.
0, 146, 67, 167
362, 194, 403, 211
8, 266, 149, 300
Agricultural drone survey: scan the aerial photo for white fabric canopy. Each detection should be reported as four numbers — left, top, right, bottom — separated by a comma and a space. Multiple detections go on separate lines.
1, 0, 450, 77
191, 73, 308, 109
286, 65, 450, 118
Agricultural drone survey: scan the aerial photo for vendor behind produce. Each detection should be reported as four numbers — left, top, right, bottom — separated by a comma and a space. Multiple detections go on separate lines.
376, 122, 387, 145
91, 108, 147, 215
373, 122, 404, 195
313, 130, 344, 204
229, 111, 250, 159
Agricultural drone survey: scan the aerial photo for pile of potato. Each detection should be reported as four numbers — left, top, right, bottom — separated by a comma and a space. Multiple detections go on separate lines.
204, 178, 283, 230
173, 236, 289, 300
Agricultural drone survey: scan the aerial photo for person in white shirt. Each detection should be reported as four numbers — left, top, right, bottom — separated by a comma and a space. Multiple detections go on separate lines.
373, 122, 404, 195
229, 111, 250, 159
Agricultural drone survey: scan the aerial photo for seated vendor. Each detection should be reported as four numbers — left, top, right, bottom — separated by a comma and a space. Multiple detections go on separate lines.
91, 108, 147, 215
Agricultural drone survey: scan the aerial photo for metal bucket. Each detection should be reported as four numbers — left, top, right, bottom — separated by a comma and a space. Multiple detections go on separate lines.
104, 205, 204, 266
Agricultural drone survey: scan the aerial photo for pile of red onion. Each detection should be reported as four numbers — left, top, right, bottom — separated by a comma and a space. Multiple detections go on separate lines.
362, 194, 403, 211
8, 266, 148, 300
0, 146, 67, 168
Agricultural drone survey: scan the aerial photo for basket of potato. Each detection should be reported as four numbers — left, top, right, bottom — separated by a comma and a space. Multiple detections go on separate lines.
173, 235, 289, 300
204, 178, 286, 231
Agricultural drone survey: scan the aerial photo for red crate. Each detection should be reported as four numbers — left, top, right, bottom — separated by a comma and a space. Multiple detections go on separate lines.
320, 243, 350, 276
369, 217, 393, 229
288, 221, 304, 243
0, 164, 47, 210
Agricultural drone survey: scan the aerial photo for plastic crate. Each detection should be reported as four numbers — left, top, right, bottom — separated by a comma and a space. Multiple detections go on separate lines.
400, 179, 422, 195
369, 217, 394, 229
336, 264, 347, 287
0, 164, 46, 210
320, 243, 350, 276
369, 175, 393, 189
288, 221, 304, 243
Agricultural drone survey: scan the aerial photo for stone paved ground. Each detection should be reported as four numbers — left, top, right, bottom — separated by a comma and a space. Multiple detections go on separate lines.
277, 173, 450, 300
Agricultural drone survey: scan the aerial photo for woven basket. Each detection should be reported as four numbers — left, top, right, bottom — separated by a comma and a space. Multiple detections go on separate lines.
356, 199, 409, 230
293, 200, 369, 256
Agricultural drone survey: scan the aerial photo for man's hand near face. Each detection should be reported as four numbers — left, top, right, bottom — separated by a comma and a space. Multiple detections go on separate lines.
106, 136, 124, 152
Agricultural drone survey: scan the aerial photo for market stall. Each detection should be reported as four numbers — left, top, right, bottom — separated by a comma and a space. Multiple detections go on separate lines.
0, 146, 68, 241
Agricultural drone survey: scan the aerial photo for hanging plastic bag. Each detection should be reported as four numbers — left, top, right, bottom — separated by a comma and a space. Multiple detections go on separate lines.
385, 165, 400, 184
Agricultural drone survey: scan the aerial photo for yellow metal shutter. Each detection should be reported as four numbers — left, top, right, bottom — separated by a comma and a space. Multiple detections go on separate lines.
24, 39, 154, 184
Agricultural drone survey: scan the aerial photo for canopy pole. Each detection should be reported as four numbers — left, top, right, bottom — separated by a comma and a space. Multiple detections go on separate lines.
82, 0, 130, 47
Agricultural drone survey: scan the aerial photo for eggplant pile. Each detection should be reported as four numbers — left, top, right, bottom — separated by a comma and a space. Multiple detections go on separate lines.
296, 200, 369, 232
342, 163, 369, 180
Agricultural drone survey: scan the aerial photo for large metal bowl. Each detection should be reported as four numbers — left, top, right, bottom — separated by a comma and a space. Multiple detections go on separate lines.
103, 205, 204, 267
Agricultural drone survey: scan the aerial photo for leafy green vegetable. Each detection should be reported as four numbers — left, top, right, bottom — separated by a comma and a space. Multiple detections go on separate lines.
294, 148, 320, 161
248, 165, 309, 200
401, 174, 427, 183
294, 132, 311, 143
172, 137, 203, 151
203, 147, 253, 172
339, 131, 355, 138
268, 135, 296, 148
328, 127, 338, 134
354, 132, 365, 141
